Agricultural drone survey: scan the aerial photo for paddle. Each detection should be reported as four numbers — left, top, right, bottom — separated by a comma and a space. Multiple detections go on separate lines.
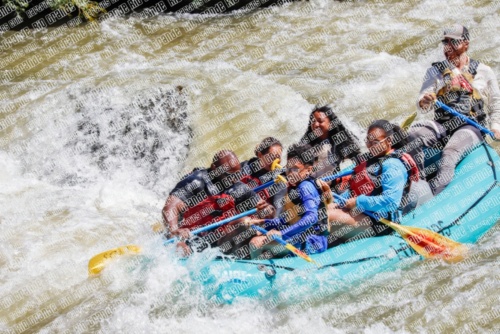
162, 209, 257, 245
321, 169, 354, 182
88, 245, 142, 276
253, 159, 286, 192
370, 214, 467, 262
435, 101, 499, 141
250, 225, 320, 266
401, 112, 417, 130
331, 193, 467, 262
88, 208, 257, 276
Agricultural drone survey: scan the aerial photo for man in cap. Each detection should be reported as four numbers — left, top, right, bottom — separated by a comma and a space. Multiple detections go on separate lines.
412, 24, 500, 194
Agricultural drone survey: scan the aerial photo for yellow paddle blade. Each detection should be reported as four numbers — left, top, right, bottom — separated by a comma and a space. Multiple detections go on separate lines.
379, 219, 467, 262
284, 244, 320, 267
88, 245, 142, 276
401, 112, 417, 130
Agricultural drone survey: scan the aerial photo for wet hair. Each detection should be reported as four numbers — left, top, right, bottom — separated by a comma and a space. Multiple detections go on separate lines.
254, 137, 282, 156
367, 120, 409, 149
300, 105, 361, 160
390, 124, 410, 150
368, 120, 394, 137
287, 143, 317, 166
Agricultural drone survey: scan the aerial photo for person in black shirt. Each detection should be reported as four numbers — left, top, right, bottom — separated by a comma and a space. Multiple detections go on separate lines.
163, 151, 228, 237
162, 150, 269, 255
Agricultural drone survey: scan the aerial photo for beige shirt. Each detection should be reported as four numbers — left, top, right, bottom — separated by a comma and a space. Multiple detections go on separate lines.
417, 57, 500, 132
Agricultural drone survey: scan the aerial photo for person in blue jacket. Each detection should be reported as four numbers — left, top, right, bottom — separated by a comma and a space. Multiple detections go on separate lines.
325, 120, 414, 247
248, 144, 329, 259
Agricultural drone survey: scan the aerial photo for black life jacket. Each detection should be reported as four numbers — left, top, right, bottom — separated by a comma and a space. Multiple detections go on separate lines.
432, 59, 486, 135
169, 168, 223, 207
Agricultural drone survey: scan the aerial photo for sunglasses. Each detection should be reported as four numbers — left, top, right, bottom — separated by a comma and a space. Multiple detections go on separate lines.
365, 137, 389, 145
441, 38, 463, 48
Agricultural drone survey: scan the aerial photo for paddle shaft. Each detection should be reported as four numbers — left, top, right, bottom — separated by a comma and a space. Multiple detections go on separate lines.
321, 169, 354, 182
435, 100, 497, 140
250, 225, 319, 265
254, 169, 354, 193
164, 208, 257, 245
253, 180, 275, 192
251, 225, 288, 246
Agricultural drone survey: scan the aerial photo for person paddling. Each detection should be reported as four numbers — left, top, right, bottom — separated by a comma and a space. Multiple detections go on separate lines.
162, 150, 266, 255
214, 138, 286, 258
324, 120, 419, 247
412, 24, 500, 194
240, 137, 285, 215
300, 105, 361, 181
248, 144, 329, 259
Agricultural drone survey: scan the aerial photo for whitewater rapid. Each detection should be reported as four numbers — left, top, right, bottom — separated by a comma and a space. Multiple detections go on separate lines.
1, 0, 499, 332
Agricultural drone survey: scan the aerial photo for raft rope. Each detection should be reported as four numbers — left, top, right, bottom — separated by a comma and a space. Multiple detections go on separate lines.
436, 142, 499, 235
217, 251, 410, 271
214, 257, 296, 271
218, 252, 411, 271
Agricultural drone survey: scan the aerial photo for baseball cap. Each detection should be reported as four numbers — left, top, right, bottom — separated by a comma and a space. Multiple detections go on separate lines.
443, 24, 470, 41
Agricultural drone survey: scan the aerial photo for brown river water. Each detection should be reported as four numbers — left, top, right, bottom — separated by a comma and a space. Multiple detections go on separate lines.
1, 0, 499, 333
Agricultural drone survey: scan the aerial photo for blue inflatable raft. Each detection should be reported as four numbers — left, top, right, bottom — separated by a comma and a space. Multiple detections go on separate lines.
189, 143, 500, 304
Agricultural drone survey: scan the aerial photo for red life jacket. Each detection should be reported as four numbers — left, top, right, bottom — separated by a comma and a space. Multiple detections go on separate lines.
350, 151, 420, 197
180, 193, 237, 231
180, 173, 269, 232
333, 175, 352, 193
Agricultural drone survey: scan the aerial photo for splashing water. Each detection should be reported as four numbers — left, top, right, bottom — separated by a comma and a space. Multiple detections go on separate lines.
1, 0, 500, 333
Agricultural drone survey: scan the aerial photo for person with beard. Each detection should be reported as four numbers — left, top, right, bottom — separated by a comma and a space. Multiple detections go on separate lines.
412, 24, 500, 195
